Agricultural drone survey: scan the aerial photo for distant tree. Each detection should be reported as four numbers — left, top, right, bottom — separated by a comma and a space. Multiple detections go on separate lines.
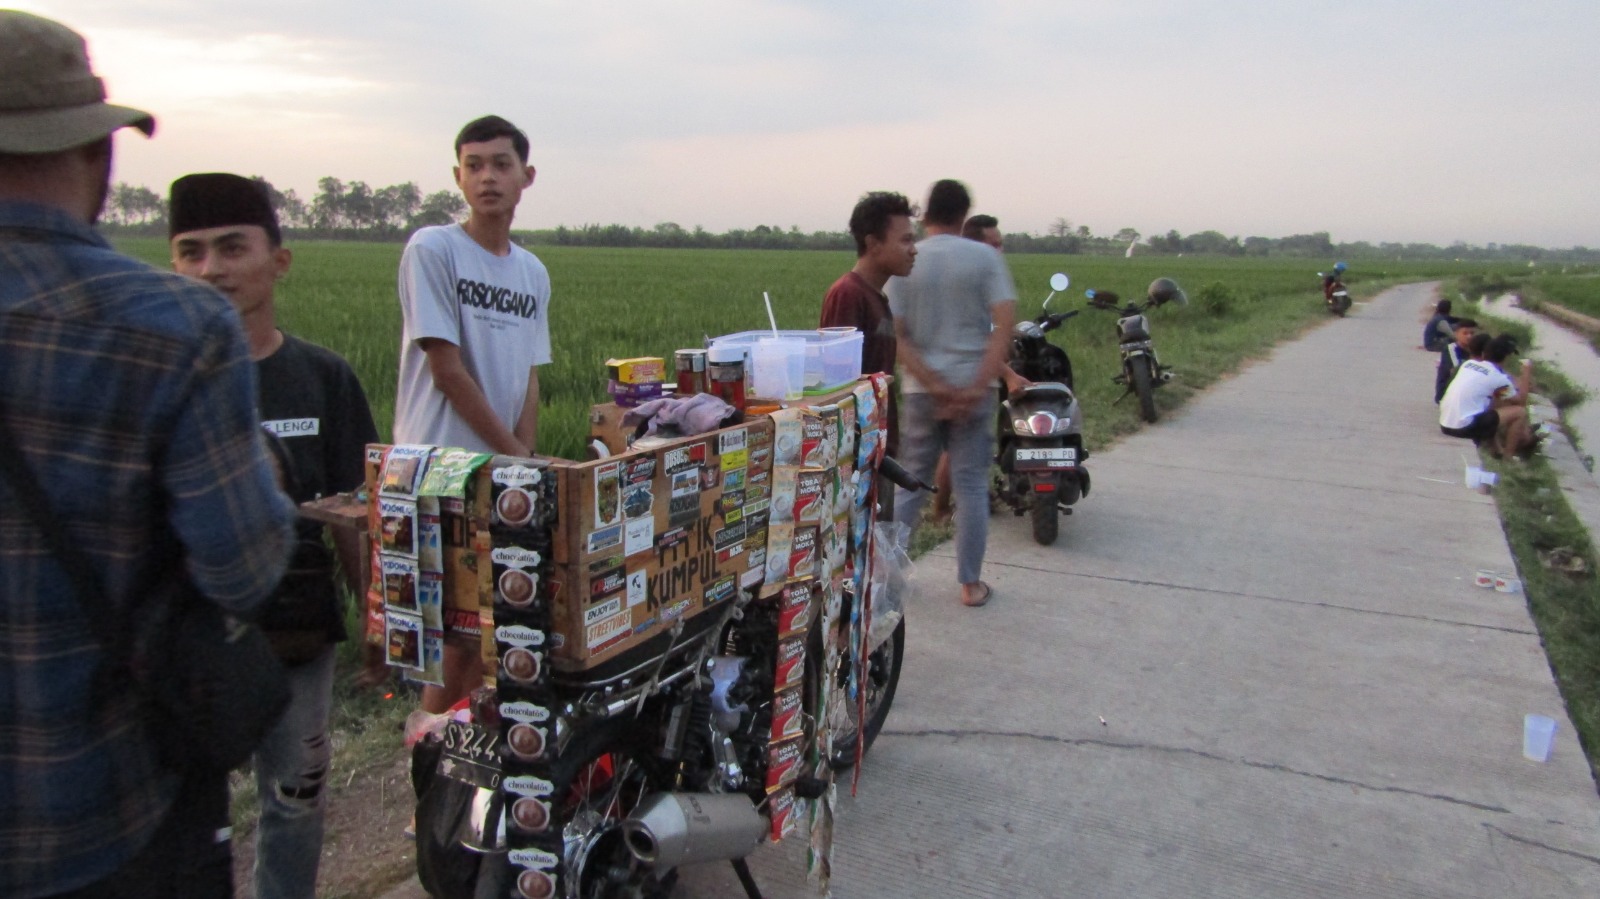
279, 188, 309, 229
1076, 224, 1092, 239
374, 182, 421, 231
411, 190, 466, 229
1114, 227, 1141, 244
1184, 230, 1242, 255
1048, 217, 1073, 238
312, 177, 346, 229
107, 182, 163, 227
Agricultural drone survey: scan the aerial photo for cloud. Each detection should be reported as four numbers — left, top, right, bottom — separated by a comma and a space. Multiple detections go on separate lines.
12, 0, 1600, 245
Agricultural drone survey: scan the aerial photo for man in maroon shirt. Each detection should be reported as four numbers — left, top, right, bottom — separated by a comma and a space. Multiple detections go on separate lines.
821, 191, 917, 517
821, 191, 918, 386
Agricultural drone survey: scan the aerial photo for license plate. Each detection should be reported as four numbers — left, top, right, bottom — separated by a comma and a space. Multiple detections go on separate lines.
1015, 447, 1076, 470
1122, 341, 1152, 351
438, 721, 503, 790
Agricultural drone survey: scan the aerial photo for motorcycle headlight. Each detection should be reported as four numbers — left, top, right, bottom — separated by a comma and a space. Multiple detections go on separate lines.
1026, 412, 1057, 436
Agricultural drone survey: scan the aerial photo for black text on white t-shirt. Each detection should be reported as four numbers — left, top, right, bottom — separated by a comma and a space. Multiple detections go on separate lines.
457, 278, 540, 319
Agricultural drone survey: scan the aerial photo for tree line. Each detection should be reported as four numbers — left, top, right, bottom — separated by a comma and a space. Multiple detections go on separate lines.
100, 178, 1600, 262
103, 176, 465, 238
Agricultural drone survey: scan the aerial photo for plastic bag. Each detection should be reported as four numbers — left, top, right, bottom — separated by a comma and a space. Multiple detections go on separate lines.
867, 521, 914, 648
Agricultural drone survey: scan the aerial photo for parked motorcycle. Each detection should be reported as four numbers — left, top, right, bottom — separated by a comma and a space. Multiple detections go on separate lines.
1319, 264, 1351, 317
993, 272, 1089, 546
411, 461, 925, 899
1086, 277, 1185, 424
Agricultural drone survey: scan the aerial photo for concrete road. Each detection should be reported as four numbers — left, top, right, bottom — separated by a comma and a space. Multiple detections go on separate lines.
676, 282, 1600, 897
388, 283, 1600, 899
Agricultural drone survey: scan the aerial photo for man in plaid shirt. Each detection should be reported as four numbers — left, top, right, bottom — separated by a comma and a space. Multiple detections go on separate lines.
0, 12, 295, 899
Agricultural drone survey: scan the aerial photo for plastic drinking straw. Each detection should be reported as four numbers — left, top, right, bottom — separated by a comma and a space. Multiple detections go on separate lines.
763, 292, 780, 337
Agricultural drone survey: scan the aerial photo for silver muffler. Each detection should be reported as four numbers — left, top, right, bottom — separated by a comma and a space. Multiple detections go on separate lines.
621, 793, 767, 868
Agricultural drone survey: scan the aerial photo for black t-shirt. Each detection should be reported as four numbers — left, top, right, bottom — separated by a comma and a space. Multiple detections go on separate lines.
257, 332, 379, 641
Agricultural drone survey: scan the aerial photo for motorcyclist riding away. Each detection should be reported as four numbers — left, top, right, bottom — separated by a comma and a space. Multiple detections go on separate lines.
1322, 261, 1347, 301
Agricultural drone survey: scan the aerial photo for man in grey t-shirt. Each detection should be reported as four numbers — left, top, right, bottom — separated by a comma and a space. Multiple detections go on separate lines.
887, 179, 1017, 607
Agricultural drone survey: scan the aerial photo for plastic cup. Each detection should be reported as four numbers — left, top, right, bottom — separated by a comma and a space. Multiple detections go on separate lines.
1494, 575, 1522, 594
752, 337, 805, 400
1474, 569, 1496, 588
1523, 714, 1557, 762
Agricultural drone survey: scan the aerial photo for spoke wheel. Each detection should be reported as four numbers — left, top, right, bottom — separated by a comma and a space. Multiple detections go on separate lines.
550, 719, 674, 899
815, 617, 905, 771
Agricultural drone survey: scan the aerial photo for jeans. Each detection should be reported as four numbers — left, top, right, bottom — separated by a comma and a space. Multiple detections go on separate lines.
253, 646, 337, 899
893, 390, 996, 585
48, 773, 232, 899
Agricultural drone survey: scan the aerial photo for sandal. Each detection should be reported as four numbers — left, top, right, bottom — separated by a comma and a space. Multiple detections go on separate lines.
961, 581, 993, 607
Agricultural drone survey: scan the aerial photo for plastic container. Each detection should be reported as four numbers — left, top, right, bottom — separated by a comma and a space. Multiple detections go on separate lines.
752, 336, 805, 401
1524, 714, 1556, 762
707, 329, 864, 397
706, 345, 746, 411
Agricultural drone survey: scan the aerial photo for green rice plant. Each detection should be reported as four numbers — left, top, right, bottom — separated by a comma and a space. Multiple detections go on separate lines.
115, 238, 1512, 461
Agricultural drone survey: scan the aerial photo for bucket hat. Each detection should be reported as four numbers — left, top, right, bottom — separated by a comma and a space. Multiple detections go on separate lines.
0, 11, 154, 154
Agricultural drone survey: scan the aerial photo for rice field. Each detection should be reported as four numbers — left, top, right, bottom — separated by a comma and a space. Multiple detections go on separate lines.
115, 237, 1496, 460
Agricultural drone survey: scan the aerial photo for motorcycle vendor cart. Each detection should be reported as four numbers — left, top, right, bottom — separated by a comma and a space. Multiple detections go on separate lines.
358, 375, 904, 899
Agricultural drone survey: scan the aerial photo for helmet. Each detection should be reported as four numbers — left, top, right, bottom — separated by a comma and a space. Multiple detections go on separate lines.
1334, 261, 1347, 272
1147, 277, 1186, 306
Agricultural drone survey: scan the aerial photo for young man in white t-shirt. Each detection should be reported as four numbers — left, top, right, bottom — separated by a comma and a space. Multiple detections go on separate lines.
1439, 335, 1533, 458
394, 115, 551, 714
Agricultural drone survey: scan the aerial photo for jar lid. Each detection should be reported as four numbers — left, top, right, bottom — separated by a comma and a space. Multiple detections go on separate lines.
707, 345, 745, 364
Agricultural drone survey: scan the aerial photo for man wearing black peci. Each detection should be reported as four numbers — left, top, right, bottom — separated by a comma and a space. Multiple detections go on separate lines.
170, 173, 378, 899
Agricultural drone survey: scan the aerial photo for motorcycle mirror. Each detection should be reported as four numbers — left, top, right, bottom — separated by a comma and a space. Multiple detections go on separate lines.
1041, 273, 1069, 311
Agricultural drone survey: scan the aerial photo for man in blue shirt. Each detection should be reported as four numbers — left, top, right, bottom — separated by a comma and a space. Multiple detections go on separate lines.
0, 12, 295, 899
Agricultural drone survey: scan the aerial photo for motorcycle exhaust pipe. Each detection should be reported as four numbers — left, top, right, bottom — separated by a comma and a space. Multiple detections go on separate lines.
621, 792, 768, 869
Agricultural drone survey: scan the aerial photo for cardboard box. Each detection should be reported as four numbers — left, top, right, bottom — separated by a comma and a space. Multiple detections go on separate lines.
547, 418, 775, 670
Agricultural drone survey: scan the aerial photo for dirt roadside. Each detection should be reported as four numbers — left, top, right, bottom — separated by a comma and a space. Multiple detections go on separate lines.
229, 674, 420, 899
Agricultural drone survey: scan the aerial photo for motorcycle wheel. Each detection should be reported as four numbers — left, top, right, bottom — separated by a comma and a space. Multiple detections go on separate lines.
1130, 356, 1159, 423
1030, 487, 1059, 545
816, 617, 905, 771
414, 760, 491, 899
550, 718, 675, 899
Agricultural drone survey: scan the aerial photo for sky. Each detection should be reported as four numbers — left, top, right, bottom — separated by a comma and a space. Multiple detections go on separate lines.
14, 0, 1600, 247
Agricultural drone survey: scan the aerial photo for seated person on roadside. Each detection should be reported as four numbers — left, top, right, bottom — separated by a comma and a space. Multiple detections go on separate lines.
1434, 317, 1478, 403
1422, 299, 1455, 352
1439, 335, 1534, 458
820, 191, 917, 518
169, 173, 378, 899
1465, 331, 1491, 362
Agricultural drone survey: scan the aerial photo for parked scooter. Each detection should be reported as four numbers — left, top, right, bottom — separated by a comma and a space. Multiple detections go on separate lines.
1086, 278, 1185, 424
1319, 262, 1351, 316
992, 272, 1089, 546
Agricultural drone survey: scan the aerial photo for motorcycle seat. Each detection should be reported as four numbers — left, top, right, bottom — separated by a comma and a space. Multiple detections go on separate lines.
1016, 382, 1073, 401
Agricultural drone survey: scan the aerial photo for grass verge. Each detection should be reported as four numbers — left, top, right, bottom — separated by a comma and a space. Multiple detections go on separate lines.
1450, 272, 1600, 776
1483, 451, 1600, 776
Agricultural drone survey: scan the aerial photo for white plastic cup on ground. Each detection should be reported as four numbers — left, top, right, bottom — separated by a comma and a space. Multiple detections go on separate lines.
1474, 569, 1496, 588
1523, 714, 1557, 762
1494, 574, 1522, 593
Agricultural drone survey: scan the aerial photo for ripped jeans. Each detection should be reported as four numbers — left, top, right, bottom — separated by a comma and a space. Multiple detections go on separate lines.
253, 645, 337, 899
